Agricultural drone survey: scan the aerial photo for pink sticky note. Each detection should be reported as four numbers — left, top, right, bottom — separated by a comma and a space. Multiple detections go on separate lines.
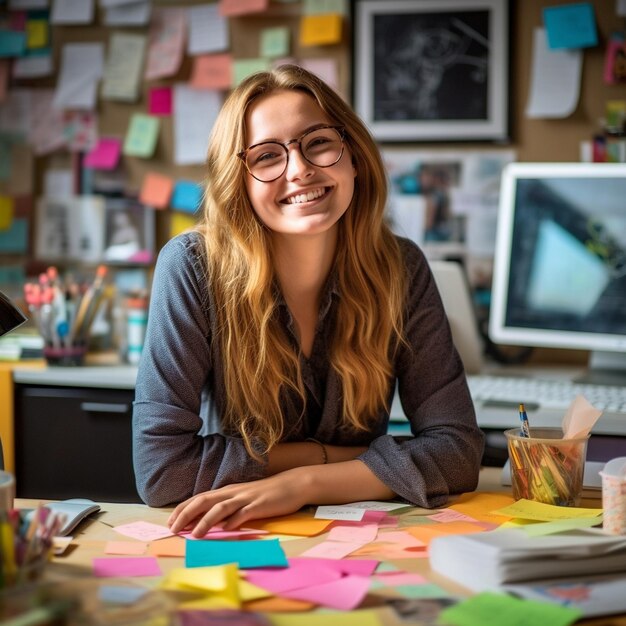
282, 574, 371, 611
288, 557, 379, 577
327, 524, 378, 544
373, 572, 428, 586
113, 521, 174, 542
298, 540, 365, 560
83, 138, 122, 170
149, 86, 172, 116
105, 541, 148, 556
376, 531, 425, 549
179, 527, 269, 540
93, 557, 162, 578
246, 562, 341, 594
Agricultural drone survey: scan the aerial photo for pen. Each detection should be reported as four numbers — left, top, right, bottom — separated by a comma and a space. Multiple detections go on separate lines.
519, 403, 531, 437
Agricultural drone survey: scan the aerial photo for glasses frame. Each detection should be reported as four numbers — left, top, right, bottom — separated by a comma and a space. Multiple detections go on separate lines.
237, 125, 346, 183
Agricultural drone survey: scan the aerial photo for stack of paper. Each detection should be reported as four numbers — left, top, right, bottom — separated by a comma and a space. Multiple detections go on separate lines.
429, 528, 626, 591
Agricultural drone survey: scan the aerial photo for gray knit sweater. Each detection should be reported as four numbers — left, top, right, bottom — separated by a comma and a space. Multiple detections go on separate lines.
132, 231, 484, 508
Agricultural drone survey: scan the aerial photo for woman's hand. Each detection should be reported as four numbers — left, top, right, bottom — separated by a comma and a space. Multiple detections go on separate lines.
167, 468, 311, 537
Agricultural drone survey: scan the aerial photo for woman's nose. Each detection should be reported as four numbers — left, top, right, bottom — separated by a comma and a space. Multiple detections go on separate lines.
284, 145, 315, 181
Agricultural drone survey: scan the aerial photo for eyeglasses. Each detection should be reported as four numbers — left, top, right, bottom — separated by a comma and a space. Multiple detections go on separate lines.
237, 125, 346, 183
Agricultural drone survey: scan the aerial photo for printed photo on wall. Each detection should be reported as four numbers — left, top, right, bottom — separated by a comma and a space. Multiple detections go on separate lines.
103, 198, 155, 264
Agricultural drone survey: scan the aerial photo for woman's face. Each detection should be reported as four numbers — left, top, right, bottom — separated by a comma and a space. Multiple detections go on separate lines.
242, 89, 356, 240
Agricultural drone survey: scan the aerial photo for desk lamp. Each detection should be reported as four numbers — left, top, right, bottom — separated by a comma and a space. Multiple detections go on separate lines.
0, 290, 28, 470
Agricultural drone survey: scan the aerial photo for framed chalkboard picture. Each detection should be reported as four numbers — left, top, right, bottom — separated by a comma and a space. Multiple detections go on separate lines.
353, 0, 509, 142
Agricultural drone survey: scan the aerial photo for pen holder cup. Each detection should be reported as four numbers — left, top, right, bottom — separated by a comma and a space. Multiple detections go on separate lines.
505, 427, 589, 507
600, 457, 626, 535
43, 345, 87, 367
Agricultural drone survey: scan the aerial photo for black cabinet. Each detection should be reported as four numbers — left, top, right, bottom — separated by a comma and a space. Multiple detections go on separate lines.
14, 384, 140, 503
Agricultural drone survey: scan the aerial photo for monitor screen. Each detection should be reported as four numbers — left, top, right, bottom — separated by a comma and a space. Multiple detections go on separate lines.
489, 163, 626, 373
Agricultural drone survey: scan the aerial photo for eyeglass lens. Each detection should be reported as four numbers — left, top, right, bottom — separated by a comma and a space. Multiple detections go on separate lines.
244, 127, 344, 182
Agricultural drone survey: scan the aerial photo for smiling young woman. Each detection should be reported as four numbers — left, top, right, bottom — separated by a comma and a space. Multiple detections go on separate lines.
132, 64, 484, 537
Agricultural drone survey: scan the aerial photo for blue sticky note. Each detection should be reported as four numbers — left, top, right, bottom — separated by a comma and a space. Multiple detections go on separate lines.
0, 218, 28, 253
0, 30, 26, 58
171, 181, 202, 214
543, 3, 598, 50
185, 538, 288, 569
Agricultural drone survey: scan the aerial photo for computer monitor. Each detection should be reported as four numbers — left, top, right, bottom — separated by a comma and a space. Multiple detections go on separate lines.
489, 162, 626, 385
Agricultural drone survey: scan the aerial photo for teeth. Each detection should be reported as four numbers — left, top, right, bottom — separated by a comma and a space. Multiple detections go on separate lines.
286, 188, 326, 204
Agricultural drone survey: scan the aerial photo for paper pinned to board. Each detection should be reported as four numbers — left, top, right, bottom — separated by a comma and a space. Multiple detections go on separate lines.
562, 395, 602, 439
526, 27, 582, 119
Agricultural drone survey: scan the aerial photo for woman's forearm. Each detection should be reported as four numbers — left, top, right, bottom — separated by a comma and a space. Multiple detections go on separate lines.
266, 441, 368, 475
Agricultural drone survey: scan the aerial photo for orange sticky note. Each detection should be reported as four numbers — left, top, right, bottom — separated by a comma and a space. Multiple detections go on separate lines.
105, 541, 148, 556
148, 535, 186, 557
190, 53, 233, 90
405, 521, 486, 546
244, 596, 315, 612
219, 0, 268, 17
140, 172, 174, 209
447, 492, 515, 525
250, 513, 334, 536
299, 14, 343, 46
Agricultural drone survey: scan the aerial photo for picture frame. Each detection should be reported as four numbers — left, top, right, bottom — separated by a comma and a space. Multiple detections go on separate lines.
103, 198, 155, 265
352, 0, 509, 142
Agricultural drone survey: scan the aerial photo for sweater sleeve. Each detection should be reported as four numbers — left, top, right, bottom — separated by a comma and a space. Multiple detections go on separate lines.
357, 240, 485, 508
132, 233, 266, 507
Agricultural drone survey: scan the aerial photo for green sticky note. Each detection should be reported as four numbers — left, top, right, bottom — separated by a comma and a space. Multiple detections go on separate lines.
439, 592, 582, 626
395, 583, 451, 599
260, 27, 290, 58
232, 58, 271, 87
123, 113, 160, 158
303, 0, 347, 15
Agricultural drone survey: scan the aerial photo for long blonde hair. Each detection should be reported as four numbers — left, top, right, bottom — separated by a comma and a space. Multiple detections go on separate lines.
198, 64, 405, 457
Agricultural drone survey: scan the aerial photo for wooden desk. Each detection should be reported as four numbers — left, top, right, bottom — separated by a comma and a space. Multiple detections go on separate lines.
13, 468, 620, 626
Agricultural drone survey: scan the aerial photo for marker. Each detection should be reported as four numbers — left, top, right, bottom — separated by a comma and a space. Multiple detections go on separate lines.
519, 403, 531, 437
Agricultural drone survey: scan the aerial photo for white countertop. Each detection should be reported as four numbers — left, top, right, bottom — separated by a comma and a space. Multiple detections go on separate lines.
12, 364, 138, 389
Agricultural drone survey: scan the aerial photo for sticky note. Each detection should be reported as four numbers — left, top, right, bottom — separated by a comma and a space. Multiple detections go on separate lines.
281, 574, 371, 611
161, 563, 238, 593
170, 212, 197, 238
113, 521, 174, 542
123, 113, 160, 158
298, 540, 365, 560
147, 535, 185, 557
93, 557, 162, 578
98, 586, 149, 605
250, 512, 333, 536
0, 31, 26, 58
105, 541, 148, 556
26, 19, 47, 49
543, 3, 598, 50
148, 86, 172, 116
0, 218, 27, 253
171, 180, 202, 213
190, 53, 232, 90
447, 492, 516, 525
0, 195, 14, 230
219, 0, 268, 17
493, 499, 602, 522
139, 172, 173, 209
299, 14, 343, 47
439, 591, 582, 626
303, 0, 348, 15
83, 138, 122, 170
260, 27, 290, 58
232, 58, 271, 87
185, 538, 288, 569
288, 557, 379, 577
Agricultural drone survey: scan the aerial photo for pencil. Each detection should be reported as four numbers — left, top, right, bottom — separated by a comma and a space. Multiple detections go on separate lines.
519, 403, 531, 437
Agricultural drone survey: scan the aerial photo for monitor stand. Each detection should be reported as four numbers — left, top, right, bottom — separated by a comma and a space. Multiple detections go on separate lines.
574, 350, 626, 386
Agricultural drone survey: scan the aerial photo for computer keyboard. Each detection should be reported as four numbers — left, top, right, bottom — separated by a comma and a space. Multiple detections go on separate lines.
467, 374, 626, 413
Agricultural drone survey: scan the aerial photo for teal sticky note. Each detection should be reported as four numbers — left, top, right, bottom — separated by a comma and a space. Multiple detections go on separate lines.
171, 181, 202, 213
260, 27, 290, 58
185, 538, 288, 569
0, 30, 26, 58
0, 140, 12, 181
0, 218, 28, 254
543, 3, 597, 50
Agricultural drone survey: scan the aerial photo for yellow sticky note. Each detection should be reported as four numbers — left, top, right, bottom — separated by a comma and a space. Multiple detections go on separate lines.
170, 212, 197, 238
493, 498, 602, 522
299, 14, 343, 47
521, 516, 603, 536
448, 492, 516, 525
0, 195, 14, 231
232, 58, 271, 87
161, 564, 240, 608
238, 578, 272, 602
26, 19, 48, 49
261, 27, 290, 58
268, 609, 383, 626
250, 512, 333, 536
